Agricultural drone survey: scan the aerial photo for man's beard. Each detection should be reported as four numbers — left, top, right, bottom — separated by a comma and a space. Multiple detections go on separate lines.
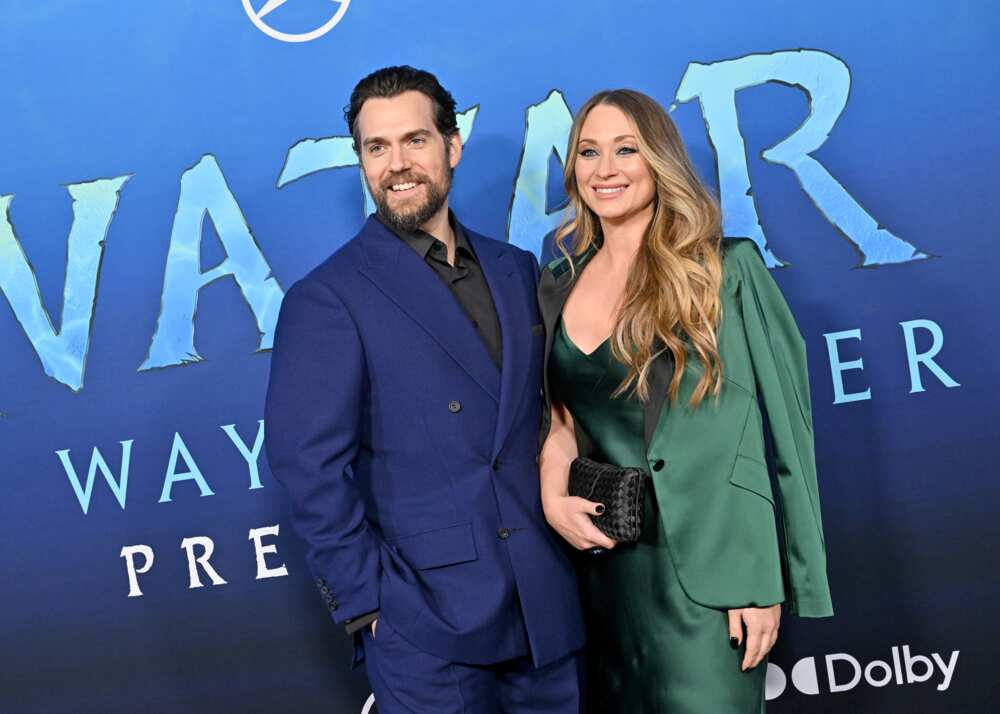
369, 167, 452, 234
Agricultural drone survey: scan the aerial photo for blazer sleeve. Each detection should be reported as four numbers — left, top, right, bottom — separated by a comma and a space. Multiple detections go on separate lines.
264, 277, 381, 625
731, 241, 834, 618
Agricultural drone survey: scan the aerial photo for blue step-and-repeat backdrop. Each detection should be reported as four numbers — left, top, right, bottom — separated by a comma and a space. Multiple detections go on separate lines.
2, 2, 997, 712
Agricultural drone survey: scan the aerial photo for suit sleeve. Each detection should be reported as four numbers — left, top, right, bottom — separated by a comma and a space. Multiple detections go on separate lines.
733, 241, 834, 618
264, 278, 381, 625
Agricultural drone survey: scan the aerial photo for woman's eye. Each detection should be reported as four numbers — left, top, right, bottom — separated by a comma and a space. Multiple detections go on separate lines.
617, 146, 638, 155
579, 148, 598, 158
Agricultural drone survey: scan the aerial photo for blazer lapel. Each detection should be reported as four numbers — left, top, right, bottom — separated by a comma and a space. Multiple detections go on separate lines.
357, 216, 500, 402
643, 346, 674, 449
537, 247, 596, 446
469, 229, 526, 455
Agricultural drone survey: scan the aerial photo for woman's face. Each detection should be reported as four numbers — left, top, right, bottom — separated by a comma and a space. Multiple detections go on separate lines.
574, 103, 656, 225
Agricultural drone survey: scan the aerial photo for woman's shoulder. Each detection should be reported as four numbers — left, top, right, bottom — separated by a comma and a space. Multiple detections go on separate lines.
721, 237, 764, 266
720, 238, 768, 291
542, 255, 572, 277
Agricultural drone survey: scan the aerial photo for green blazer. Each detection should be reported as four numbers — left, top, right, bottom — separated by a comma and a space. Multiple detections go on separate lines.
538, 238, 833, 618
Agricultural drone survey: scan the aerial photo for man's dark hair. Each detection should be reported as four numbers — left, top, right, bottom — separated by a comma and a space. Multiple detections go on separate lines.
345, 65, 459, 152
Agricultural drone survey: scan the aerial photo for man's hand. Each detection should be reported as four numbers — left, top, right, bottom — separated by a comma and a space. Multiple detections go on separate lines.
728, 605, 781, 671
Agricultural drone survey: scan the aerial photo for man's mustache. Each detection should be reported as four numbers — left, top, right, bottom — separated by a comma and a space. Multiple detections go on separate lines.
380, 172, 430, 191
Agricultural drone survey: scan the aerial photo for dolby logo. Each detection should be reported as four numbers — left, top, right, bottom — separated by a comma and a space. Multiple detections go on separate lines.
766, 645, 959, 699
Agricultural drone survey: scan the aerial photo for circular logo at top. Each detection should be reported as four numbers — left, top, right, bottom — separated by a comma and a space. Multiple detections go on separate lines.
242, 0, 352, 43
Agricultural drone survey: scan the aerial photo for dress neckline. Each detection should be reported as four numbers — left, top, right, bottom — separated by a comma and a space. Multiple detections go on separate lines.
558, 317, 611, 359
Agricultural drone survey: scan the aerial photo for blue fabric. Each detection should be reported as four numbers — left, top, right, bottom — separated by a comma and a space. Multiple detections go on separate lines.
363, 617, 583, 714
265, 215, 584, 668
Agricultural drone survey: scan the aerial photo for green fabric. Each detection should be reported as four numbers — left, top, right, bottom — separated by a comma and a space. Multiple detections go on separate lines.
544, 239, 833, 618
641, 239, 832, 617
551, 320, 765, 713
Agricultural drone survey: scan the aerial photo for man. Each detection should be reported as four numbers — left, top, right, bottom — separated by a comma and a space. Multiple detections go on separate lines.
264, 66, 584, 713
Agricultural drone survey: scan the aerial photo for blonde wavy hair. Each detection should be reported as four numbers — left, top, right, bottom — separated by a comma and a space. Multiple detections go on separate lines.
556, 89, 724, 407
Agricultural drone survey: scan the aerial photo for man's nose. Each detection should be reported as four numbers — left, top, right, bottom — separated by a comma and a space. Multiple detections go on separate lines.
388, 144, 410, 173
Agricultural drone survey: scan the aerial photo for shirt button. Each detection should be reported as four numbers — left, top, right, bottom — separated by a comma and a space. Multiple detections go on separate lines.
448, 400, 462, 413
652, 459, 665, 472
498, 528, 510, 540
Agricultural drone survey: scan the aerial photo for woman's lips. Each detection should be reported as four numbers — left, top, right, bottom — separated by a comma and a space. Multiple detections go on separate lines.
592, 185, 627, 198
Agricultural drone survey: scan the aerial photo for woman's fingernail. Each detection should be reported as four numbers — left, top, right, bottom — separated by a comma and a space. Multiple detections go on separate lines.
595, 504, 606, 515
729, 636, 739, 650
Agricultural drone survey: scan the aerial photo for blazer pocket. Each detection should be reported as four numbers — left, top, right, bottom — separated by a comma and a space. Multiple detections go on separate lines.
729, 455, 775, 506
386, 521, 478, 570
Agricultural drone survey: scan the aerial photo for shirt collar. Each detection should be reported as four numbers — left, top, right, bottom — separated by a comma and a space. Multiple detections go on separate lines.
376, 210, 477, 263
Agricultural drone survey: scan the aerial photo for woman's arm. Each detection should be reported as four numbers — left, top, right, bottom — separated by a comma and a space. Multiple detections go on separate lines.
539, 400, 616, 550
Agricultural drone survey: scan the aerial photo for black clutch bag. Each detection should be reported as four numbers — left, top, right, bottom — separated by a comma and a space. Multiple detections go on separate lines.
568, 457, 646, 543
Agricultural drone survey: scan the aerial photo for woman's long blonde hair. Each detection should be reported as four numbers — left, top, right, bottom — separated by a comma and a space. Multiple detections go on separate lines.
556, 89, 724, 407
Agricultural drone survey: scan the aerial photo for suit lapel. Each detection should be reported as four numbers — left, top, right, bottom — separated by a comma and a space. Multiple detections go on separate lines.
357, 216, 500, 402
469, 229, 525, 456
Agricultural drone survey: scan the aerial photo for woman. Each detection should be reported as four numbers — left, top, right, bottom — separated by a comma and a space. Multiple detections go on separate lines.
538, 89, 833, 713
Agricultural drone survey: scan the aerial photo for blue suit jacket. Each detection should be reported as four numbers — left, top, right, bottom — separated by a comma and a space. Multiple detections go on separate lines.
264, 216, 584, 667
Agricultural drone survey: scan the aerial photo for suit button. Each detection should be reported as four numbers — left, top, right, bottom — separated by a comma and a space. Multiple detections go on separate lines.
492, 459, 500, 471
448, 400, 462, 413
498, 528, 510, 540
652, 459, 665, 472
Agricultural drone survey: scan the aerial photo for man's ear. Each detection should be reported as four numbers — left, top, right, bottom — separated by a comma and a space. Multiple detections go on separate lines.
447, 132, 462, 170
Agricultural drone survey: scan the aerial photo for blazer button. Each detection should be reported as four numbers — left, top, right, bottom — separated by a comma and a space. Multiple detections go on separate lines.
448, 400, 462, 413
497, 528, 510, 540
652, 459, 665, 472
492, 459, 501, 471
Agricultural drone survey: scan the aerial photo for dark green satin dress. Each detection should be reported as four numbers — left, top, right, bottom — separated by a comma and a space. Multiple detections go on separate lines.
549, 318, 766, 713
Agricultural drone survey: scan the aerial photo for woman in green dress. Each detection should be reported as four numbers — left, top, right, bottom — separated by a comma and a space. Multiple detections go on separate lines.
537, 89, 833, 713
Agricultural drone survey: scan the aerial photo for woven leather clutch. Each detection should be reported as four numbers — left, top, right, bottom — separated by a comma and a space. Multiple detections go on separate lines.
568, 457, 646, 543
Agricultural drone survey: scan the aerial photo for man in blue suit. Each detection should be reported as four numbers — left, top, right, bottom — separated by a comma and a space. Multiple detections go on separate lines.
264, 66, 584, 712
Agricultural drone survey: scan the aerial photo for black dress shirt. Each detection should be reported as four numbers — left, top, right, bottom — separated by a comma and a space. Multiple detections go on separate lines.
378, 212, 503, 369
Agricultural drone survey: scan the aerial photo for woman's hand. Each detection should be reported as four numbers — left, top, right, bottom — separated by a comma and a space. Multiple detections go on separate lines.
542, 493, 616, 551
728, 605, 781, 671
539, 399, 614, 550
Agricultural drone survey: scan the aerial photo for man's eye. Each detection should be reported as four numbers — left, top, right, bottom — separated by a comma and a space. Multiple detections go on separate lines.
579, 148, 597, 158
410, 137, 426, 146
368, 145, 384, 154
